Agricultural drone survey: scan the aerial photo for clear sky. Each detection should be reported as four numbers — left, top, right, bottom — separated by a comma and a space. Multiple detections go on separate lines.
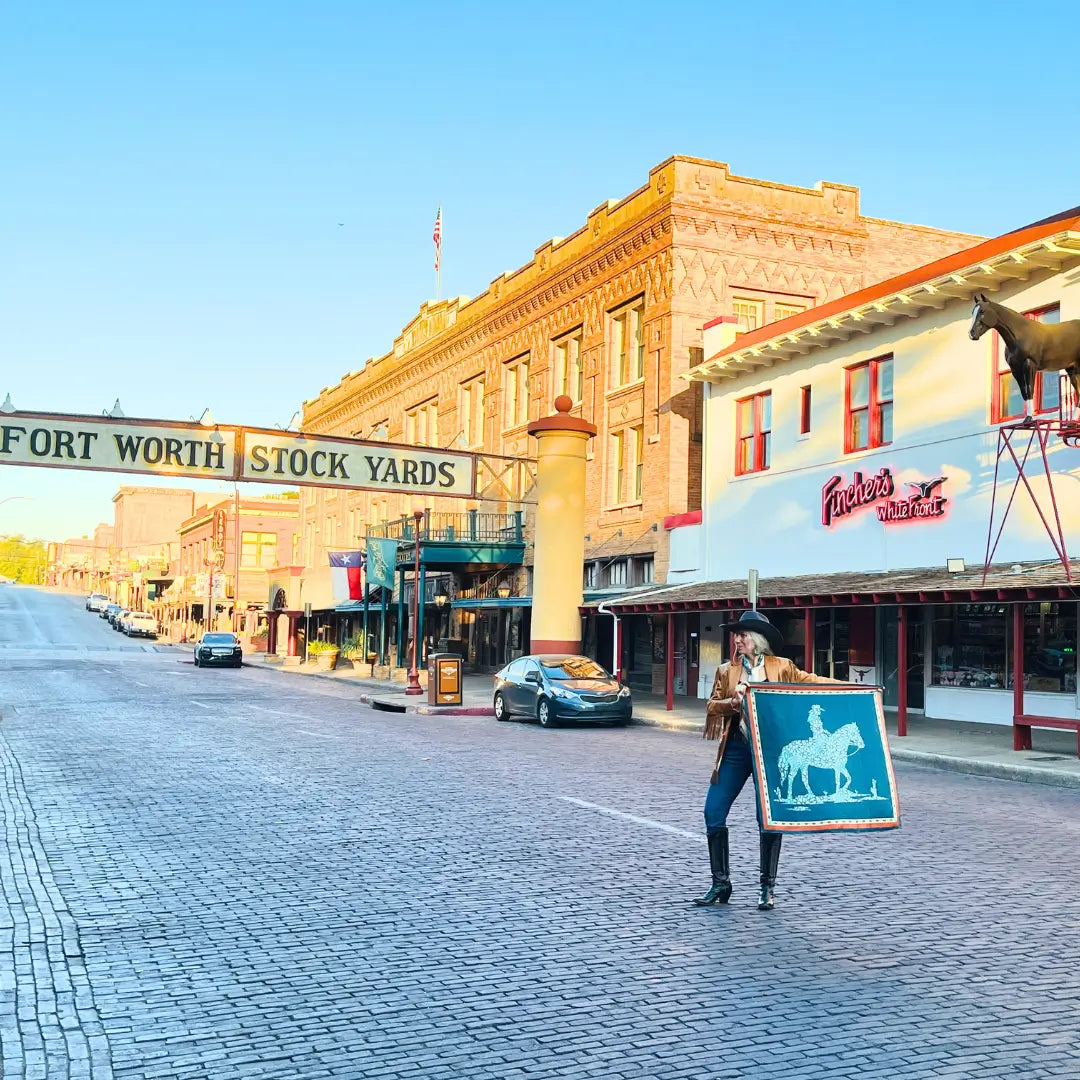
2, 0, 1078, 542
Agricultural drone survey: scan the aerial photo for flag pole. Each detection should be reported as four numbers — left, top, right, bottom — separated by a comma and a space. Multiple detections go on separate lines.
434, 206, 442, 302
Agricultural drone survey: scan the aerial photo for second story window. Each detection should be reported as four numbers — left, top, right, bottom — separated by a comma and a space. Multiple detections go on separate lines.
992, 304, 1061, 422
610, 300, 644, 388
609, 424, 643, 505
735, 391, 771, 475
459, 376, 485, 448
774, 302, 806, 322
405, 398, 439, 447
503, 356, 530, 430
845, 356, 893, 453
553, 329, 584, 404
733, 297, 764, 335
240, 532, 277, 568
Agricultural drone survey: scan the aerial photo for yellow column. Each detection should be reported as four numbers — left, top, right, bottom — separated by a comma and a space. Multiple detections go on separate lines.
527, 396, 596, 653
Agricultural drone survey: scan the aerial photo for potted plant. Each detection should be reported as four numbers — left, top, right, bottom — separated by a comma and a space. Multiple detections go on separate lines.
340, 633, 371, 675
306, 638, 340, 671
249, 629, 269, 653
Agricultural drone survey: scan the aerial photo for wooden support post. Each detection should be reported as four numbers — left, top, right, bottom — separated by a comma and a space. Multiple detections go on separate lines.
804, 609, 814, 673
897, 605, 908, 737
1013, 602, 1030, 750
615, 618, 624, 682
665, 613, 675, 712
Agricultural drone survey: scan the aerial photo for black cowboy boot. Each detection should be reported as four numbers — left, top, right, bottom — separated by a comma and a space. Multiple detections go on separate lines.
692, 828, 732, 906
757, 832, 782, 911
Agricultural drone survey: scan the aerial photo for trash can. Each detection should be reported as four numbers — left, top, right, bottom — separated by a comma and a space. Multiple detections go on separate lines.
427, 652, 463, 706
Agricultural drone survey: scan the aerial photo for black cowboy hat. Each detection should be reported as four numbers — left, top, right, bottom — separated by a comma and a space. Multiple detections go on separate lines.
718, 609, 784, 652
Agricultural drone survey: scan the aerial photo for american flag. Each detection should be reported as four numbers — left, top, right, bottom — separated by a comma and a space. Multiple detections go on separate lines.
433, 207, 442, 271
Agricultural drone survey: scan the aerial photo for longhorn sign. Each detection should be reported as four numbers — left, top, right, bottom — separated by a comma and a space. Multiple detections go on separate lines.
907, 477, 945, 499
970, 294, 1080, 419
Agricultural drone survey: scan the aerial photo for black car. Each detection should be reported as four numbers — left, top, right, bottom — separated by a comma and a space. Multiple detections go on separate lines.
493, 654, 632, 727
102, 603, 121, 622
193, 632, 243, 668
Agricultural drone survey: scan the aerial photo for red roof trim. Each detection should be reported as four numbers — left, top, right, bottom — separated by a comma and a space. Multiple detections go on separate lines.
707, 212, 1080, 362
702, 314, 740, 331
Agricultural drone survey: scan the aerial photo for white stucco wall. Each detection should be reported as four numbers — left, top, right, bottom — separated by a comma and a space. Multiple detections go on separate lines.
700, 267, 1080, 582
666, 522, 704, 583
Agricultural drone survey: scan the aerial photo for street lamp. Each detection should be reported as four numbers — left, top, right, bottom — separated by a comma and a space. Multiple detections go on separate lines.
404, 510, 425, 696
497, 586, 511, 599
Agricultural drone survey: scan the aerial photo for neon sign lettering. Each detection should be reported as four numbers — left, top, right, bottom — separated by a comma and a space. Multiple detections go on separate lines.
822, 468, 947, 527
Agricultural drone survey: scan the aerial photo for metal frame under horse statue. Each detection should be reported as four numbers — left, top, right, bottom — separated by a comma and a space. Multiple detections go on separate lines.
969, 293, 1080, 420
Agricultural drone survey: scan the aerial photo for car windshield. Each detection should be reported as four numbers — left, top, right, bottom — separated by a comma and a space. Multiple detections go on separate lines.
203, 634, 236, 645
541, 658, 609, 680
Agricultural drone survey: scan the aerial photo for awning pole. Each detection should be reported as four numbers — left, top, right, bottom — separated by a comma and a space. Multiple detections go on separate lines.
665, 614, 675, 711
897, 606, 908, 737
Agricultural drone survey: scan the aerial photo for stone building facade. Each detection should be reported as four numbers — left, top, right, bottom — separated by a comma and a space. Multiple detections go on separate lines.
298, 155, 980, 669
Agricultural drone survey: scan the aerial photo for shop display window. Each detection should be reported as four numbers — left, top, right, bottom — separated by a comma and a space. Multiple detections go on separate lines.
932, 604, 1008, 689
931, 603, 1078, 693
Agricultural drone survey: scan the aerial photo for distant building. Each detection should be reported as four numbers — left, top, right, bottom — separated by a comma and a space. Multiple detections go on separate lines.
47, 524, 114, 593
110, 487, 196, 608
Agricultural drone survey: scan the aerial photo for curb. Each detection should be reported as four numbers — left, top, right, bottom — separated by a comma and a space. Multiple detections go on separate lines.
889, 747, 1080, 790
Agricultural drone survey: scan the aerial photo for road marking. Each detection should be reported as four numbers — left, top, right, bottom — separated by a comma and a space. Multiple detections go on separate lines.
132, 681, 150, 688
560, 797, 705, 843
250, 705, 310, 720
294, 729, 342, 739
190, 700, 215, 710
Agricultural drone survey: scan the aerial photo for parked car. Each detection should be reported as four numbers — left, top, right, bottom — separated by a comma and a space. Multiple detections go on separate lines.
112, 608, 131, 630
86, 593, 110, 612
493, 655, 632, 727
101, 603, 121, 622
125, 612, 158, 638
193, 632, 243, 668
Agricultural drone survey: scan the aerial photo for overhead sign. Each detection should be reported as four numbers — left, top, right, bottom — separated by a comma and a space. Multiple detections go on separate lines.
0, 411, 478, 498
821, 467, 947, 527
240, 429, 475, 496
0, 415, 237, 480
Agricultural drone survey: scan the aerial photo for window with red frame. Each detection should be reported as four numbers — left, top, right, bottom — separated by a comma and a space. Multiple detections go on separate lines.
735, 391, 771, 474
991, 304, 1061, 422
844, 356, 893, 453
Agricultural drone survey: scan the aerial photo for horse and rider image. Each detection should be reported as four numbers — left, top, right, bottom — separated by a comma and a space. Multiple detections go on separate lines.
776, 703, 870, 805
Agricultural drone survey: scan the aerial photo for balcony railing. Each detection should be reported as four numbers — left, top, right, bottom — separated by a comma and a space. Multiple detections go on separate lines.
366, 510, 524, 544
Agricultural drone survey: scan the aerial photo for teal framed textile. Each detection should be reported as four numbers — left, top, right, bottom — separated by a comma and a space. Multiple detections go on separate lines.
745, 684, 901, 834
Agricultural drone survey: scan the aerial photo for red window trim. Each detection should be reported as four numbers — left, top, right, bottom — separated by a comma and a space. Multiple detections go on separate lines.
734, 391, 771, 475
990, 303, 1061, 424
843, 356, 893, 454
798, 385, 812, 435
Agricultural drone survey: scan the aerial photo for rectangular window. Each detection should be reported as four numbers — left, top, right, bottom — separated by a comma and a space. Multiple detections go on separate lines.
734, 391, 772, 475
459, 376, 485, 448
241, 532, 278, 569
503, 356, 530, 429
799, 385, 812, 435
609, 424, 644, 504
583, 562, 599, 589
553, 329, 584, 403
405, 399, 439, 447
606, 560, 627, 587
844, 356, 893, 453
634, 556, 654, 586
610, 300, 645, 388
732, 297, 765, 335
774, 302, 806, 322
992, 304, 1061, 423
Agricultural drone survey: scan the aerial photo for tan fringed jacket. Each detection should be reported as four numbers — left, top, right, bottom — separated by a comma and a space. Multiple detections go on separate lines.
705, 656, 838, 780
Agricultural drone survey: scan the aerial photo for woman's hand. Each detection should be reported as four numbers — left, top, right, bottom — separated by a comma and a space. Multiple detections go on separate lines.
733, 680, 748, 706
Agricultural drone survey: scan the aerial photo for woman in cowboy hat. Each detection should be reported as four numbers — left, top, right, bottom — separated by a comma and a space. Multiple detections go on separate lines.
692, 609, 839, 911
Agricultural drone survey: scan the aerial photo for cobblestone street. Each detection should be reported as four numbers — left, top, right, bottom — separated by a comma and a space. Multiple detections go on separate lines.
2, 588, 1080, 1079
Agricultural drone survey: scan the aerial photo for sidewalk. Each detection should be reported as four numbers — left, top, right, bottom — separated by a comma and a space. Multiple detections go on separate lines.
241, 653, 1080, 789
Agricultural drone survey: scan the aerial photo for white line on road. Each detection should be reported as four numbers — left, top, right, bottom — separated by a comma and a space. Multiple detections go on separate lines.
294, 729, 342, 739
250, 705, 311, 721
190, 700, 215, 710
132, 681, 150, 688
560, 797, 705, 843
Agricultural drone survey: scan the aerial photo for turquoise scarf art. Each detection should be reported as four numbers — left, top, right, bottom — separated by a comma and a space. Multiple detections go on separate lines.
744, 684, 900, 833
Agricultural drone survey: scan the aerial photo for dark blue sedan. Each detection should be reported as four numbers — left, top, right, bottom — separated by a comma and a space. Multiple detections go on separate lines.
493, 655, 632, 727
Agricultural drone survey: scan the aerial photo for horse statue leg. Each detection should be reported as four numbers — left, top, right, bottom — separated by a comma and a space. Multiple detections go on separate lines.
800, 765, 811, 797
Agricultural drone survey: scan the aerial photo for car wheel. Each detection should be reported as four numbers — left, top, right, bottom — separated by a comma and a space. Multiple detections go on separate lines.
493, 692, 509, 721
537, 698, 558, 728
193, 656, 200, 667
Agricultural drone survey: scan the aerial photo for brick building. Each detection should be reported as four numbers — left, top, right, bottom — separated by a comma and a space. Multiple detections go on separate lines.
299, 155, 979, 672
157, 493, 299, 641
110, 486, 196, 609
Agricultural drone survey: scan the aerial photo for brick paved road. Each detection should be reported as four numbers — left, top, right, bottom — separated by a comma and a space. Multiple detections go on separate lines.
2, 587, 1080, 1079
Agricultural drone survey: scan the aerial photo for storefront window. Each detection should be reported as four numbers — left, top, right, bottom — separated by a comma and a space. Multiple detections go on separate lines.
931, 604, 1008, 689
931, 603, 1078, 692
1017, 602, 1077, 693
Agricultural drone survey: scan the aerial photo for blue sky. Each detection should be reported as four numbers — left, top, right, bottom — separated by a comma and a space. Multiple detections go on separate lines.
2, 1, 1078, 541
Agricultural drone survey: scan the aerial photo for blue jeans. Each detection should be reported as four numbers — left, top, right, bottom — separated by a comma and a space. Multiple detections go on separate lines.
703, 727, 763, 836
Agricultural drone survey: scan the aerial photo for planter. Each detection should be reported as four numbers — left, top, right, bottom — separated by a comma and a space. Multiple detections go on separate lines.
315, 650, 340, 672
345, 659, 373, 677
249, 637, 268, 654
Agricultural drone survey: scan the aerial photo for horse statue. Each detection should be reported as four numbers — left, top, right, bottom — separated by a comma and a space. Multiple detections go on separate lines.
970, 294, 1080, 419
778, 721, 865, 802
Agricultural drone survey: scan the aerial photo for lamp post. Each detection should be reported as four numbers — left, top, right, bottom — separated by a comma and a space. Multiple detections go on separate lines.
404, 510, 424, 696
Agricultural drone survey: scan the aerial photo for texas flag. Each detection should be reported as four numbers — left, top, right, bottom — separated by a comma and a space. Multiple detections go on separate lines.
328, 550, 365, 603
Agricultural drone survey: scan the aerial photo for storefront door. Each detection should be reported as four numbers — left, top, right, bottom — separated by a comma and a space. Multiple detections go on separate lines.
882, 608, 925, 710
814, 610, 850, 681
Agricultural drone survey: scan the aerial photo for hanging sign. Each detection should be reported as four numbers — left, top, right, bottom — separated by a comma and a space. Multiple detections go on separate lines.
821, 467, 947, 527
